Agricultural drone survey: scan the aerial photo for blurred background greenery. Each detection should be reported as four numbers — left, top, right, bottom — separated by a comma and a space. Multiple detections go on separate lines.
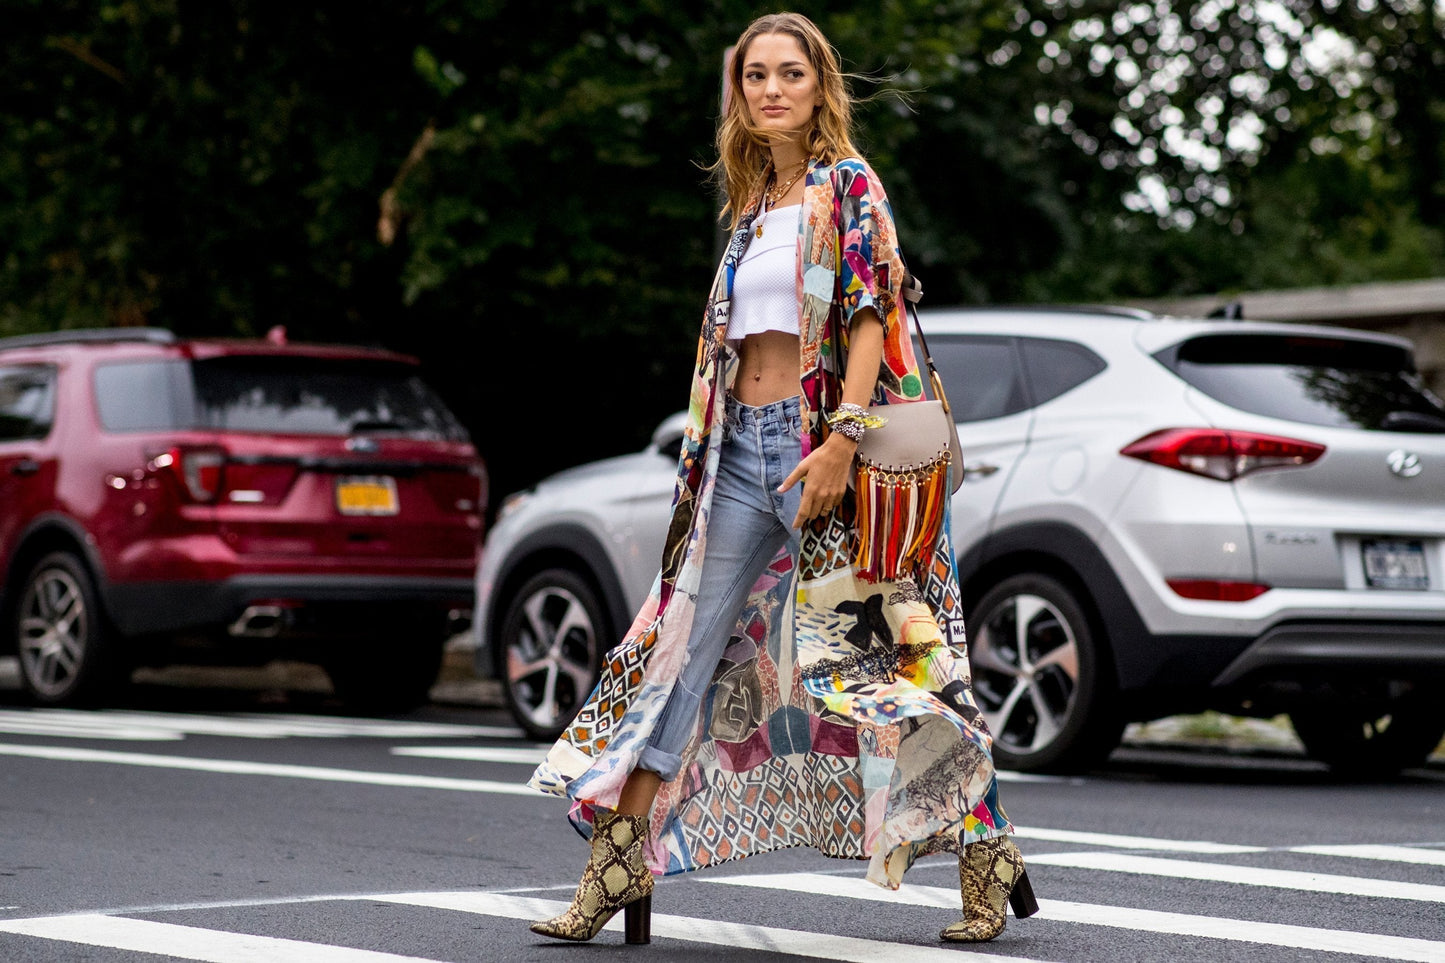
4, 0, 1443, 504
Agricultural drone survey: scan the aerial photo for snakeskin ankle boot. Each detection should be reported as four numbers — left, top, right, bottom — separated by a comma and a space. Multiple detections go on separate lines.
940, 835, 1038, 943
530, 811, 653, 944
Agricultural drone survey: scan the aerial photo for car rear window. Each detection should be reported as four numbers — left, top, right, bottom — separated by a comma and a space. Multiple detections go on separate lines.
95, 357, 470, 440
1156, 333, 1445, 433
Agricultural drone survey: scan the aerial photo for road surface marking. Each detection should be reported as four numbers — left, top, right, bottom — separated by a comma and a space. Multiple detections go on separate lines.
0, 915, 439, 962
392, 745, 549, 764
0, 713, 182, 741
363, 891, 1051, 963
705, 872, 1445, 962
1291, 844, 1445, 867
1026, 852, 1445, 902
0, 743, 537, 795
1016, 826, 1266, 854
7, 738, 1443, 883
0, 708, 521, 741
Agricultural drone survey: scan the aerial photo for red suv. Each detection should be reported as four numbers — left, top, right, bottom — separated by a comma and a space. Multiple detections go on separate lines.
0, 327, 486, 711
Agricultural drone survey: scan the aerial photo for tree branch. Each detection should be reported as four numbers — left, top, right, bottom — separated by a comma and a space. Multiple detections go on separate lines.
46, 36, 127, 86
377, 121, 437, 246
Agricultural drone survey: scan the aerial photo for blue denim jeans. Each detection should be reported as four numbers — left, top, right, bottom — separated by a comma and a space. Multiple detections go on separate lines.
636, 395, 803, 781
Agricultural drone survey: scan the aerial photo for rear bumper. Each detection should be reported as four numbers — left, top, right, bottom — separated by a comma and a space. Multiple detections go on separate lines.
105, 574, 474, 638
1213, 620, 1445, 686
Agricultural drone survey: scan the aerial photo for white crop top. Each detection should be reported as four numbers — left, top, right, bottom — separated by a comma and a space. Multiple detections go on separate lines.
726, 204, 800, 343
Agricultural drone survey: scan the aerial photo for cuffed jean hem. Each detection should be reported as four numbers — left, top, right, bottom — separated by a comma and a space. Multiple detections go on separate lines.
635, 745, 683, 782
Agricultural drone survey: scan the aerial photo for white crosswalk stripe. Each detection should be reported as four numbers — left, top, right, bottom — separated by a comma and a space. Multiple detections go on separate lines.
1026, 851, 1445, 903
1292, 844, 1445, 867
704, 872, 1445, 962
0, 742, 539, 795
0, 914, 438, 962
365, 892, 1051, 962
0, 708, 521, 741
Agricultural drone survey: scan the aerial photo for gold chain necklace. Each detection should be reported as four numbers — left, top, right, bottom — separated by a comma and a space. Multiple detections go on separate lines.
756, 160, 807, 238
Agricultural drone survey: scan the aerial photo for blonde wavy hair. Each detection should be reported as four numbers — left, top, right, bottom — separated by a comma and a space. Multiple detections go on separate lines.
710, 12, 862, 230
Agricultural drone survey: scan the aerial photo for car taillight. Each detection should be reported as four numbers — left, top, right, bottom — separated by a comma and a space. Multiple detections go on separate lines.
1166, 578, 1271, 602
1120, 428, 1325, 481
150, 446, 227, 503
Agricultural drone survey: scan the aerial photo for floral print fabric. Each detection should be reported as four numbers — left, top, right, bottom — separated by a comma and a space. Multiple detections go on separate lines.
528, 157, 1012, 889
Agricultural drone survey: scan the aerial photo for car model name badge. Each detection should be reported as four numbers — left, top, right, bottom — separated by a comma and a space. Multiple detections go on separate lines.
1264, 531, 1318, 546
1386, 449, 1422, 478
345, 437, 379, 453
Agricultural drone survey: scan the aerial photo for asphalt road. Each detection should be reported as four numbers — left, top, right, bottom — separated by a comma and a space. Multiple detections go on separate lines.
1, 660, 1443, 963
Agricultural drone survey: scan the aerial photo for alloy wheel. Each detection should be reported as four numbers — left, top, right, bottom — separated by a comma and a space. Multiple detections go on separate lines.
504, 580, 601, 735
969, 591, 1081, 756
17, 566, 89, 701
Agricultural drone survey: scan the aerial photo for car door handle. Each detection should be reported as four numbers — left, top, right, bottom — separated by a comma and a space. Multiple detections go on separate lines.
961, 461, 999, 478
9, 458, 39, 476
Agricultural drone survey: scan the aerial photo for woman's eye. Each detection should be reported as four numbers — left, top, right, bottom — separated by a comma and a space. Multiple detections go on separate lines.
744, 70, 764, 82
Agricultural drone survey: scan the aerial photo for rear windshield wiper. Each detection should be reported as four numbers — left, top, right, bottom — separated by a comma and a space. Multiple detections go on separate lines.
348, 419, 412, 433
1380, 410, 1445, 433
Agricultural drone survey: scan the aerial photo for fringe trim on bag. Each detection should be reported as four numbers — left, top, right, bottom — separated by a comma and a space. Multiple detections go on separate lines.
852, 455, 951, 582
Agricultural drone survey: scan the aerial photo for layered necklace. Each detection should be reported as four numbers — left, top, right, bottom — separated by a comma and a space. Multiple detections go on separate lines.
756, 158, 807, 238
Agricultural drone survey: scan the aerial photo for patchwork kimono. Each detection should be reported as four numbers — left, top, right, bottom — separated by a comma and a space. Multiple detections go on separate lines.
529, 156, 1012, 889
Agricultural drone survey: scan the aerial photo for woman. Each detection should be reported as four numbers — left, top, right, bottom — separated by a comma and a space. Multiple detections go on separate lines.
527, 11, 1035, 947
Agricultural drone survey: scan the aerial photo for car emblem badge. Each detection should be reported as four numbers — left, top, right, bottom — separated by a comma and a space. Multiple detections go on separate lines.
345, 437, 379, 453
1386, 449, 1422, 478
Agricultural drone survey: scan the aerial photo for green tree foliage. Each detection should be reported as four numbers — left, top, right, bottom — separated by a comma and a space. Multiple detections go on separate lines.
1, 1, 441, 340
1014, 0, 1445, 299
3, 0, 1442, 500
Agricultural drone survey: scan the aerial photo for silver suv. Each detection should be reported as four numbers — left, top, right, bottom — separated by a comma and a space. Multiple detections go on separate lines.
475, 306, 1445, 776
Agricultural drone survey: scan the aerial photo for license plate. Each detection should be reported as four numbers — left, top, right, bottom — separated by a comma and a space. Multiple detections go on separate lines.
335, 476, 399, 516
1361, 539, 1429, 590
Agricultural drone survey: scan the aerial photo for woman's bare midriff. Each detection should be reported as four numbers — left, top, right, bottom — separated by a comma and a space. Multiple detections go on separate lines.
731, 330, 800, 406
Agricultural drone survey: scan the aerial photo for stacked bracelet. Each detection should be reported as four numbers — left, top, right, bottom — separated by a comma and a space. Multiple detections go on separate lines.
826, 402, 887, 443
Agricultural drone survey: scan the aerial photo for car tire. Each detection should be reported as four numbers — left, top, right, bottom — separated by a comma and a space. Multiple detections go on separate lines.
324, 633, 445, 715
498, 568, 606, 742
1289, 700, 1445, 778
965, 573, 1123, 774
13, 551, 124, 706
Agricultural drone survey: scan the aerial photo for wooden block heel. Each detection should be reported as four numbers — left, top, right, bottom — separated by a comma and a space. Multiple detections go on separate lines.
624, 893, 652, 944
1008, 870, 1039, 919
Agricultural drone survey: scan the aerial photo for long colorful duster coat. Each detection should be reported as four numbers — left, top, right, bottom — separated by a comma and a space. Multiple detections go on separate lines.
529, 157, 1012, 889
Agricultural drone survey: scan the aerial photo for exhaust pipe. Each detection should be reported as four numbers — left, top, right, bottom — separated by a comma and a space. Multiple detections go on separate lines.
228, 604, 289, 638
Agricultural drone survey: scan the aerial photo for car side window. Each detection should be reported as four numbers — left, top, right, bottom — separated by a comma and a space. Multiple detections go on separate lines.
921, 336, 1029, 422
93, 360, 193, 431
0, 365, 57, 441
1018, 337, 1107, 405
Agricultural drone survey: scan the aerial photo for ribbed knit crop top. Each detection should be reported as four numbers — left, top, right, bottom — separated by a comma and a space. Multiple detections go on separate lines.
726, 204, 800, 343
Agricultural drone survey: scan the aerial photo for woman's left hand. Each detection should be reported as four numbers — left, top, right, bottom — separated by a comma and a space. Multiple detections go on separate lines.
779, 433, 857, 529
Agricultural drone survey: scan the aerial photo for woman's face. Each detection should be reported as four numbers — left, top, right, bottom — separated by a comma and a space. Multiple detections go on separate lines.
740, 32, 822, 140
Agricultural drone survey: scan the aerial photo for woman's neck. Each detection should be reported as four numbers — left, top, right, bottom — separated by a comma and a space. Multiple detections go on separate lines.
768, 143, 808, 172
